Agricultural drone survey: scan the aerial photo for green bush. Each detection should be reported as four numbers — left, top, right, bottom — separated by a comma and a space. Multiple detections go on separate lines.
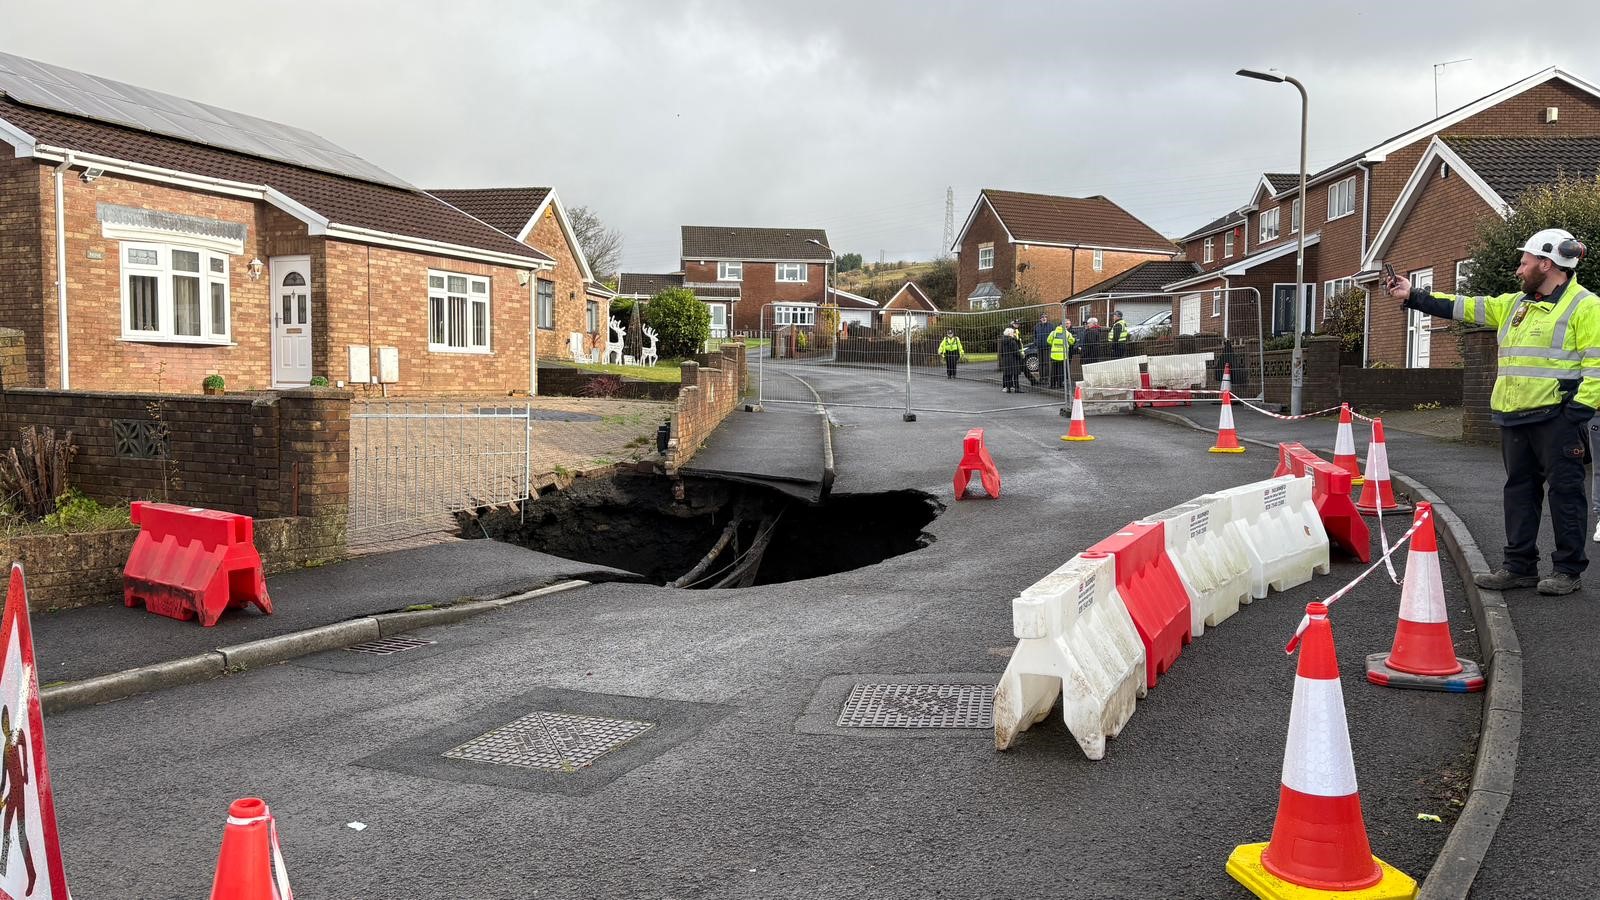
1467, 176, 1600, 294
309, 375, 330, 387
1264, 335, 1297, 351
202, 374, 225, 390
643, 288, 710, 359
610, 297, 635, 320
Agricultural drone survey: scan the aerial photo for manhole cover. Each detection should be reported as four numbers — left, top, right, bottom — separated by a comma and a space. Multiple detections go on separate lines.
346, 636, 437, 655
836, 683, 994, 729
442, 711, 655, 771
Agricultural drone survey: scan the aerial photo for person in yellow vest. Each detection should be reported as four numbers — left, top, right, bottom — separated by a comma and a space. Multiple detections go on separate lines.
1389, 228, 1600, 595
1047, 319, 1076, 388
1109, 310, 1131, 358
938, 330, 965, 379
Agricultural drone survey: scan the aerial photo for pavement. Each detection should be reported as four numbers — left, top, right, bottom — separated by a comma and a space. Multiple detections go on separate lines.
34, 369, 1502, 899
681, 407, 834, 502
1156, 399, 1596, 899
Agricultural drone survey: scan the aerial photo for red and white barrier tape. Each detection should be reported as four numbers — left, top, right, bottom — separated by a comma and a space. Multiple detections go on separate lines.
1284, 507, 1431, 654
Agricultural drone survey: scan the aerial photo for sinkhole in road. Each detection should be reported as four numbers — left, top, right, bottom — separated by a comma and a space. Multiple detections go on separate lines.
471, 473, 943, 588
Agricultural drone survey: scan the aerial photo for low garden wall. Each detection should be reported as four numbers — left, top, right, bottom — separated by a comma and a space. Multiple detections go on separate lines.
665, 343, 748, 474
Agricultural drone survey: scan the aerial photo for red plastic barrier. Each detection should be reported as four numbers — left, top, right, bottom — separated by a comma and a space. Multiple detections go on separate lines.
954, 428, 1001, 500
1133, 368, 1191, 408
1088, 521, 1191, 688
1277, 443, 1370, 562
1273, 443, 1294, 478
124, 502, 273, 626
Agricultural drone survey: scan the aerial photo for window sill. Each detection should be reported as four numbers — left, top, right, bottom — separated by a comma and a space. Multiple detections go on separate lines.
1327, 210, 1354, 222
427, 346, 493, 355
118, 335, 236, 348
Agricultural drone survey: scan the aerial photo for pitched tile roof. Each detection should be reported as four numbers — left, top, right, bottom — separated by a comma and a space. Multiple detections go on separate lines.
1066, 260, 1203, 301
0, 98, 549, 264
1443, 136, 1600, 201
1180, 209, 1248, 242
428, 187, 551, 237
1265, 173, 1301, 193
681, 226, 831, 261
828, 288, 878, 309
980, 190, 1176, 253
617, 272, 684, 296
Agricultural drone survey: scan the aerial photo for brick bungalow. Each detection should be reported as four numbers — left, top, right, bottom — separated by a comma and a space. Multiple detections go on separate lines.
1166, 66, 1600, 366
679, 226, 832, 336
951, 189, 1178, 311
1360, 135, 1600, 367
427, 187, 605, 359
0, 51, 556, 396
879, 282, 939, 332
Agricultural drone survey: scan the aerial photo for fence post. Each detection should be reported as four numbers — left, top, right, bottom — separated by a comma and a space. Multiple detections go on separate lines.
903, 319, 915, 421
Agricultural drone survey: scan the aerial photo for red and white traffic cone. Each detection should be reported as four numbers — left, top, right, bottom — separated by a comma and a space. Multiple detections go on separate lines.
1228, 603, 1416, 898
1366, 503, 1484, 692
1356, 418, 1410, 515
210, 798, 294, 900
1061, 385, 1096, 442
1220, 363, 1232, 394
1332, 403, 1364, 485
1209, 390, 1245, 454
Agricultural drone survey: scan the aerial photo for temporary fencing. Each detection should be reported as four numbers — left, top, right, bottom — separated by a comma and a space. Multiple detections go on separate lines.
1141, 495, 1253, 638
993, 552, 1147, 759
1213, 475, 1330, 598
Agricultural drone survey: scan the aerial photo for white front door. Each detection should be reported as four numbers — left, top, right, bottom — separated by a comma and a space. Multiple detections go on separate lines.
706, 302, 728, 338
271, 256, 313, 386
1179, 295, 1201, 334
1407, 268, 1434, 367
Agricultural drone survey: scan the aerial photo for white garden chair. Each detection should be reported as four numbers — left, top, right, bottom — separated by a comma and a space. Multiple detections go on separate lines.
568, 332, 587, 364
640, 325, 660, 367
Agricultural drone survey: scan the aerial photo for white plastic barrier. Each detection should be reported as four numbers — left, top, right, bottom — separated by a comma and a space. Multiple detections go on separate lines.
1140, 492, 1253, 637
994, 552, 1147, 759
1146, 352, 1214, 389
1081, 356, 1147, 388
1213, 475, 1330, 598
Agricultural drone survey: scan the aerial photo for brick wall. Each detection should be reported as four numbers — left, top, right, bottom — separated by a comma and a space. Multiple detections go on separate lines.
1461, 327, 1498, 443
664, 343, 747, 473
535, 366, 681, 401
1339, 366, 1463, 410
955, 201, 1014, 309
524, 207, 596, 359
0, 159, 44, 389
1017, 246, 1172, 303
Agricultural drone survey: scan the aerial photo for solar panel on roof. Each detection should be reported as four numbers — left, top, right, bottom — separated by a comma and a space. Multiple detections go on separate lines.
0, 51, 412, 189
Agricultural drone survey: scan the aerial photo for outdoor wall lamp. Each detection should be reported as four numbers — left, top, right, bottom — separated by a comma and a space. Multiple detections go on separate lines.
246, 257, 264, 280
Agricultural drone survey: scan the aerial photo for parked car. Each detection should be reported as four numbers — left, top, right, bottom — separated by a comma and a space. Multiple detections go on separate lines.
1126, 309, 1172, 340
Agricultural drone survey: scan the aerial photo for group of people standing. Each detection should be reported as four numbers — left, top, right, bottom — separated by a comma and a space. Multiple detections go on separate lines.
938, 310, 1136, 393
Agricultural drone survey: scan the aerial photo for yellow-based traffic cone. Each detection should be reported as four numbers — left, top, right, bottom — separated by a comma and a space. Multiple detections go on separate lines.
1061, 385, 1096, 442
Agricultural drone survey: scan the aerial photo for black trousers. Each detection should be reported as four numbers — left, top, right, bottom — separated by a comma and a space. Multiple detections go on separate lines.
1049, 360, 1064, 388
1502, 416, 1589, 576
944, 351, 959, 378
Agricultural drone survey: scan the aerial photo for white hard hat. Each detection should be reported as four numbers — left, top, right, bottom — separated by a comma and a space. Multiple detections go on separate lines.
1521, 228, 1588, 268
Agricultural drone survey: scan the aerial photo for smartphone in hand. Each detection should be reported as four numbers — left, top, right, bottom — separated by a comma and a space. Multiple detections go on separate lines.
1383, 262, 1398, 288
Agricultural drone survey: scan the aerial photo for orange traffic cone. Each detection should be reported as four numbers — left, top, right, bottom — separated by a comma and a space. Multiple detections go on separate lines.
1356, 419, 1410, 515
1209, 390, 1245, 453
1332, 404, 1365, 485
1366, 503, 1485, 692
1220, 363, 1232, 394
1061, 385, 1095, 442
1228, 603, 1417, 899
210, 798, 293, 900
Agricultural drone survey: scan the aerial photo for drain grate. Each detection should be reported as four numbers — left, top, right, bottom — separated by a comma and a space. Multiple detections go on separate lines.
442, 711, 655, 771
836, 683, 994, 729
346, 636, 437, 655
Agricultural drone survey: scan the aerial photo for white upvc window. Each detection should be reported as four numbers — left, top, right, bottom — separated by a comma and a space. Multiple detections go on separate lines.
535, 278, 555, 330
428, 269, 492, 352
717, 261, 742, 281
977, 244, 994, 270
776, 262, 807, 283
119, 241, 231, 344
587, 300, 600, 333
773, 305, 815, 326
1211, 289, 1222, 317
1291, 197, 1302, 234
1092, 249, 1104, 271
1203, 238, 1214, 263
1327, 175, 1356, 220
1259, 207, 1280, 242
1455, 259, 1474, 292
1224, 229, 1235, 258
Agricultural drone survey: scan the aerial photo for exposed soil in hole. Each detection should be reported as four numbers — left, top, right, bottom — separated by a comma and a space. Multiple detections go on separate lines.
468, 472, 942, 587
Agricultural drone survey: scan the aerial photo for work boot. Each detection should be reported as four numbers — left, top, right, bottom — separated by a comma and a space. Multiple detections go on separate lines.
1538, 572, 1582, 596
1593, 519, 1600, 542
1473, 568, 1538, 591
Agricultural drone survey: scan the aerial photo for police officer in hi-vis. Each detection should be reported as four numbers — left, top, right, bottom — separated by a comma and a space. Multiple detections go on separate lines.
1388, 228, 1600, 596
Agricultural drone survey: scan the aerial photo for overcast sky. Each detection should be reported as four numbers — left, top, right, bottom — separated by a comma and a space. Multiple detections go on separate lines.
4, 1, 1594, 272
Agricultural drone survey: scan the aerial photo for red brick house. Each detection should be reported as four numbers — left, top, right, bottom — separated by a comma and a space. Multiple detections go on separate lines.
1166, 66, 1600, 367
951, 189, 1178, 311
1064, 259, 1201, 329
0, 51, 557, 396
879, 282, 939, 332
427, 187, 604, 359
1360, 135, 1600, 367
679, 226, 831, 336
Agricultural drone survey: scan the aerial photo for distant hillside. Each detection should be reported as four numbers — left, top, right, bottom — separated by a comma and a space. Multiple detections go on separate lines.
834, 258, 955, 308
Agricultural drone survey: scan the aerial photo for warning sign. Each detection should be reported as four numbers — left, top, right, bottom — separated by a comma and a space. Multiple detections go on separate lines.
0, 565, 70, 900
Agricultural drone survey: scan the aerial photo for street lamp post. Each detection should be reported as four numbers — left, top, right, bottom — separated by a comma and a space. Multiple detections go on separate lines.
1237, 67, 1309, 415
806, 238, 838, 361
